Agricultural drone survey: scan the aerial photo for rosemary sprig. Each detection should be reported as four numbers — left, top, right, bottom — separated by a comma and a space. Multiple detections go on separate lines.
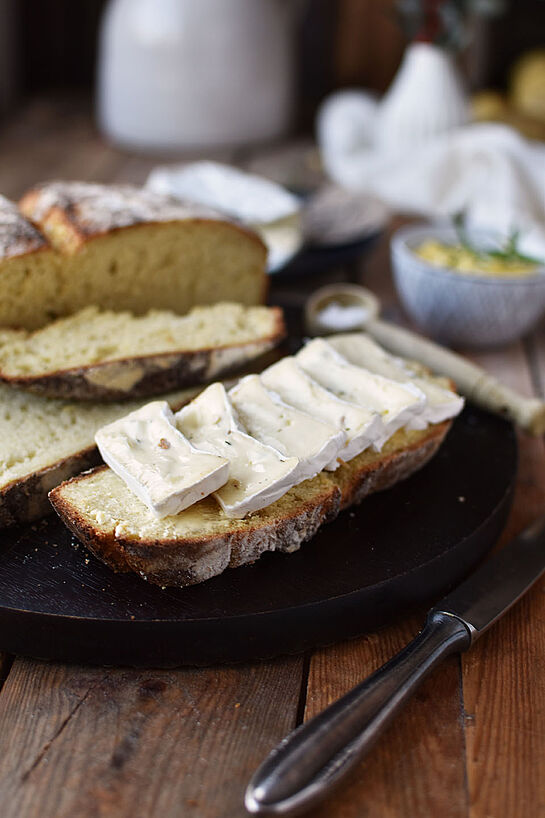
452, 212, 543, 265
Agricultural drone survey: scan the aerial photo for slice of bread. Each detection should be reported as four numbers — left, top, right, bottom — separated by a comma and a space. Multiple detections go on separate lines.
17, 182, 267, 328
0, 384, 202, 528
49, 421, 450, 588
0, 303, 285, 400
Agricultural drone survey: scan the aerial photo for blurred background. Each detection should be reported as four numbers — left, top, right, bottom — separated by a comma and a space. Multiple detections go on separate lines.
2, 0, 544, 140
0, 0, 544, 345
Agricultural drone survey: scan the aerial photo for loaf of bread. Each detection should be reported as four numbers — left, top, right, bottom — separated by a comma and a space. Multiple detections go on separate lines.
0, 303, 285, 400
50, 422, 449, 588
0, 383, 201, 528
4, 181, 267, 329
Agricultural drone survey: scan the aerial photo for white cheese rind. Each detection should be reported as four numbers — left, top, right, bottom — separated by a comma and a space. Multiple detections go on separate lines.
229, 375, 346, 482
95, 401, 229, 518
296, 339, 427, 447
261, 357, 385, 465
328, 334, 464, 429
175, 383, 299, 518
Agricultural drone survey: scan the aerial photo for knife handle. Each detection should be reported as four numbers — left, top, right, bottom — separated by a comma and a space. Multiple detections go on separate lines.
245, 611, 470, 817
367, 318, 545, 436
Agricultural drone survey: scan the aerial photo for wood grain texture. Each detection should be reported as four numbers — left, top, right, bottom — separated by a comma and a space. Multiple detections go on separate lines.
0, 109, 543, 818
303, 623, 468, 818
301, 226, 545, 818
462, 339, 545, 818
0, 656, 304, 818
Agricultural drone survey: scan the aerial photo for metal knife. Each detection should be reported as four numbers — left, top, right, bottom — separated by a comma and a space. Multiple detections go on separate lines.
245, 514, 545, 817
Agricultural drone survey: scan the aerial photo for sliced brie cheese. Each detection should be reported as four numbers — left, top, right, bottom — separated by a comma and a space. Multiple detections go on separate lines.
296, 339, 426, 446
229, 375, 346, 481
95, 401, 229, 518
175, 383, 299, 517
261, 357, 385, 464
329, 334, 464, 429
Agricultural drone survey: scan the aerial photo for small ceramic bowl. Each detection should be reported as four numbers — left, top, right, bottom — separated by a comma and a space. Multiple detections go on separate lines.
391, 224, 545, 347
304, 284, 379, 336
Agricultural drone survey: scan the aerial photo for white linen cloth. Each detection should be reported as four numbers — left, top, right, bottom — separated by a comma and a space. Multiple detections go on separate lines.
318, 91, 545, 260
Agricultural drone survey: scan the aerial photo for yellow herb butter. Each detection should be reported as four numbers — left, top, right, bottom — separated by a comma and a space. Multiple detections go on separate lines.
415, 239, 539, 277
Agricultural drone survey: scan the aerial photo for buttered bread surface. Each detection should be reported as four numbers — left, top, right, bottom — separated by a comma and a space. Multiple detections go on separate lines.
50, 336, 464, 587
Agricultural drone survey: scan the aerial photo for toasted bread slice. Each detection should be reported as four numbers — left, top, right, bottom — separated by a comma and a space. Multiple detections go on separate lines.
49, 421, 450, 588
0, 303, 285, 401
0, 384, 203, 528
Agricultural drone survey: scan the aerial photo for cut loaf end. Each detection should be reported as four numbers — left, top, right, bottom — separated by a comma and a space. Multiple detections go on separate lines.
16, 182, 268, 329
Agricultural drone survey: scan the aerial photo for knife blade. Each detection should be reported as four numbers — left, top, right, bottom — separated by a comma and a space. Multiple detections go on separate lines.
435, 513, 545, 639
245, 513, 545, 817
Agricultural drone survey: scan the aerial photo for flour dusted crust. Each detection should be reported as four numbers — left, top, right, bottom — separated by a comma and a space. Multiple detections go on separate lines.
0, 195, 62, 330
49, 421, 450, 588
19, 181, 264, 252
14, 181, 268, 327
0, 195, 49, 260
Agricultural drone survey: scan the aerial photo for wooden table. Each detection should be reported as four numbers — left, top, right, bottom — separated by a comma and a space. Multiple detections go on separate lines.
0, 100, 544, 818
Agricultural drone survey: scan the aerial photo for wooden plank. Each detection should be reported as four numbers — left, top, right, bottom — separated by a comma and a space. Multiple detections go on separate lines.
300, 222, 464, 818
0, 98, 125, 198
304, 622, 468, 818
525, 325, 545, 400
303, 226, 545, 817
0, 656, 304, 818
462, 341, 545, 818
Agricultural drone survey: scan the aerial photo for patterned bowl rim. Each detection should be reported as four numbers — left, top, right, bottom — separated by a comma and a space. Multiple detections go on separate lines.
391, 223, 545, 287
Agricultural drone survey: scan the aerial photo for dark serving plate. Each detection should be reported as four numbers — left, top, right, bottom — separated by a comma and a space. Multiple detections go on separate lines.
0, 404, 516, 667
272, 229, 382, 278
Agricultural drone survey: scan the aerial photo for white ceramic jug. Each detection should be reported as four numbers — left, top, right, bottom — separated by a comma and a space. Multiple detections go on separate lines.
98, 0, 300, 150
374, 43, 469, 153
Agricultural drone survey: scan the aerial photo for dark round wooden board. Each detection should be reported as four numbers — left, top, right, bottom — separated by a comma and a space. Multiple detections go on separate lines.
0, 404, 516, 667
273, 229, 382, 277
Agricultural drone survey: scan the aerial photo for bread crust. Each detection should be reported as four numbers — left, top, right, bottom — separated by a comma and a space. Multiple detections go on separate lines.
0, 390, 201, 529
332, 422, 449, 510
19, 182, 267, 255
18, 182, 269, 313
0, 446, 101, 528
0, 194, 50, 261
0, 309, 286, 401
51, 472, 341, 587
49, 421, 451, 588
